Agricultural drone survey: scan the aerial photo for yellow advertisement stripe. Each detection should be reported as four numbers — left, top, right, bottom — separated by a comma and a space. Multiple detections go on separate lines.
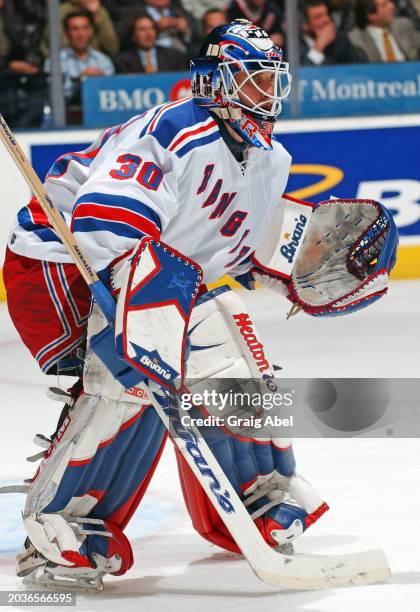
288, 164, 344, 200
390, 245, 420, 279
0, 272, 5, 301
207, 246, 419, 286
209, 246, 419, 286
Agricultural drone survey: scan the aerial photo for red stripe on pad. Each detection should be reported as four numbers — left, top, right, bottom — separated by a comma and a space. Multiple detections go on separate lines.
86, 489, 106, 501
61, 550, 93, 568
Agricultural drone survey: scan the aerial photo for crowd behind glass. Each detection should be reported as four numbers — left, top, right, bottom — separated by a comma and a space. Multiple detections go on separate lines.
1, 0, 420, 126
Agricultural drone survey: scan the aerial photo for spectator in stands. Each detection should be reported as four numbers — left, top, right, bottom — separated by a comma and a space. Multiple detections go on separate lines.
1, 0, 45, 74
349, 0, 420, 61
144, 0, 201, 55
101, 1, 143, 40
202, 8, 228, 36
300, 0, 365, 64
182, 0, 228, 20
42, 0, 119, 57
227, 0, 284, 46
0, 0, 47, 128
113, 12, 187, 73
328, 0, 356, 30
44, 11, 114, 103
393, 0, 420, 29
0, 0, 11, 71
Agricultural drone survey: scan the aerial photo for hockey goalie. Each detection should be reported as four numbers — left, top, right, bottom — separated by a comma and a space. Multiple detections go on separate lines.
2, 20, 397, 590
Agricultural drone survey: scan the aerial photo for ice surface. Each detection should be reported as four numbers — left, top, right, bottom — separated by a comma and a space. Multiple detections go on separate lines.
0, 282, 419, 611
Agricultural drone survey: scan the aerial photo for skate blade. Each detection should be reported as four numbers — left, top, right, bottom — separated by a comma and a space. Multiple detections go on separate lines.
23, 569, 104, 592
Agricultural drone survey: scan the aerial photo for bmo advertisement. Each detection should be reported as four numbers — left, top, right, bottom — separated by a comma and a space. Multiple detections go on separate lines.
82, 73, 191, 128
82, 61, 420, 126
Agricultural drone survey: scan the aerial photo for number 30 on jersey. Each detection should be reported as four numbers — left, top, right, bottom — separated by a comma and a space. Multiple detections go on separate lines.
110, 154, 163, 191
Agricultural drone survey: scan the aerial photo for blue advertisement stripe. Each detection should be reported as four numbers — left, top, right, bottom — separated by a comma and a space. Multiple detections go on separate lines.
82, 63, 420, 129
278, 125, 420, 238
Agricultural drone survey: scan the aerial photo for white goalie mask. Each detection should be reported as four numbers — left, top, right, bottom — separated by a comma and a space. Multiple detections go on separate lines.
218, 58, 291, 120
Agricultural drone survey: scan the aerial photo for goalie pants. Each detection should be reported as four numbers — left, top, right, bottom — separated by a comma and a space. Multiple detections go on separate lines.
3, 248, 91, 375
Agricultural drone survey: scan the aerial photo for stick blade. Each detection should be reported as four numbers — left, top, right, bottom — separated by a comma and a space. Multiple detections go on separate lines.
254, 548, 390, 590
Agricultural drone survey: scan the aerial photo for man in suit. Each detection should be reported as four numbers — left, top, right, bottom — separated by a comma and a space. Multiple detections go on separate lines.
113, 12, 187, 74
349, 0, 420, 61
300, 0, 365, 65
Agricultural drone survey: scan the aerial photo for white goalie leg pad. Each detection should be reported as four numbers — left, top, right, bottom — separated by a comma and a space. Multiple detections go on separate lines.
179, 286, 329, 552
24, 393, 142, 516
23, 391, 142, 569
25, 393, 100, 516
186, 286, 291, 445
83, 302, 153, 404
188, 286, 276, 382
83, 252, 134, 402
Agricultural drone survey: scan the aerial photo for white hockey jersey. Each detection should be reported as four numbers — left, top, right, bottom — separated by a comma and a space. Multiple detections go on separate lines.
9, 98, 291, 284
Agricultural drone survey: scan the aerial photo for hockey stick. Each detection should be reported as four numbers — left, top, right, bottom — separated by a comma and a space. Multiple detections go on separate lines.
0, 114, 390, 590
